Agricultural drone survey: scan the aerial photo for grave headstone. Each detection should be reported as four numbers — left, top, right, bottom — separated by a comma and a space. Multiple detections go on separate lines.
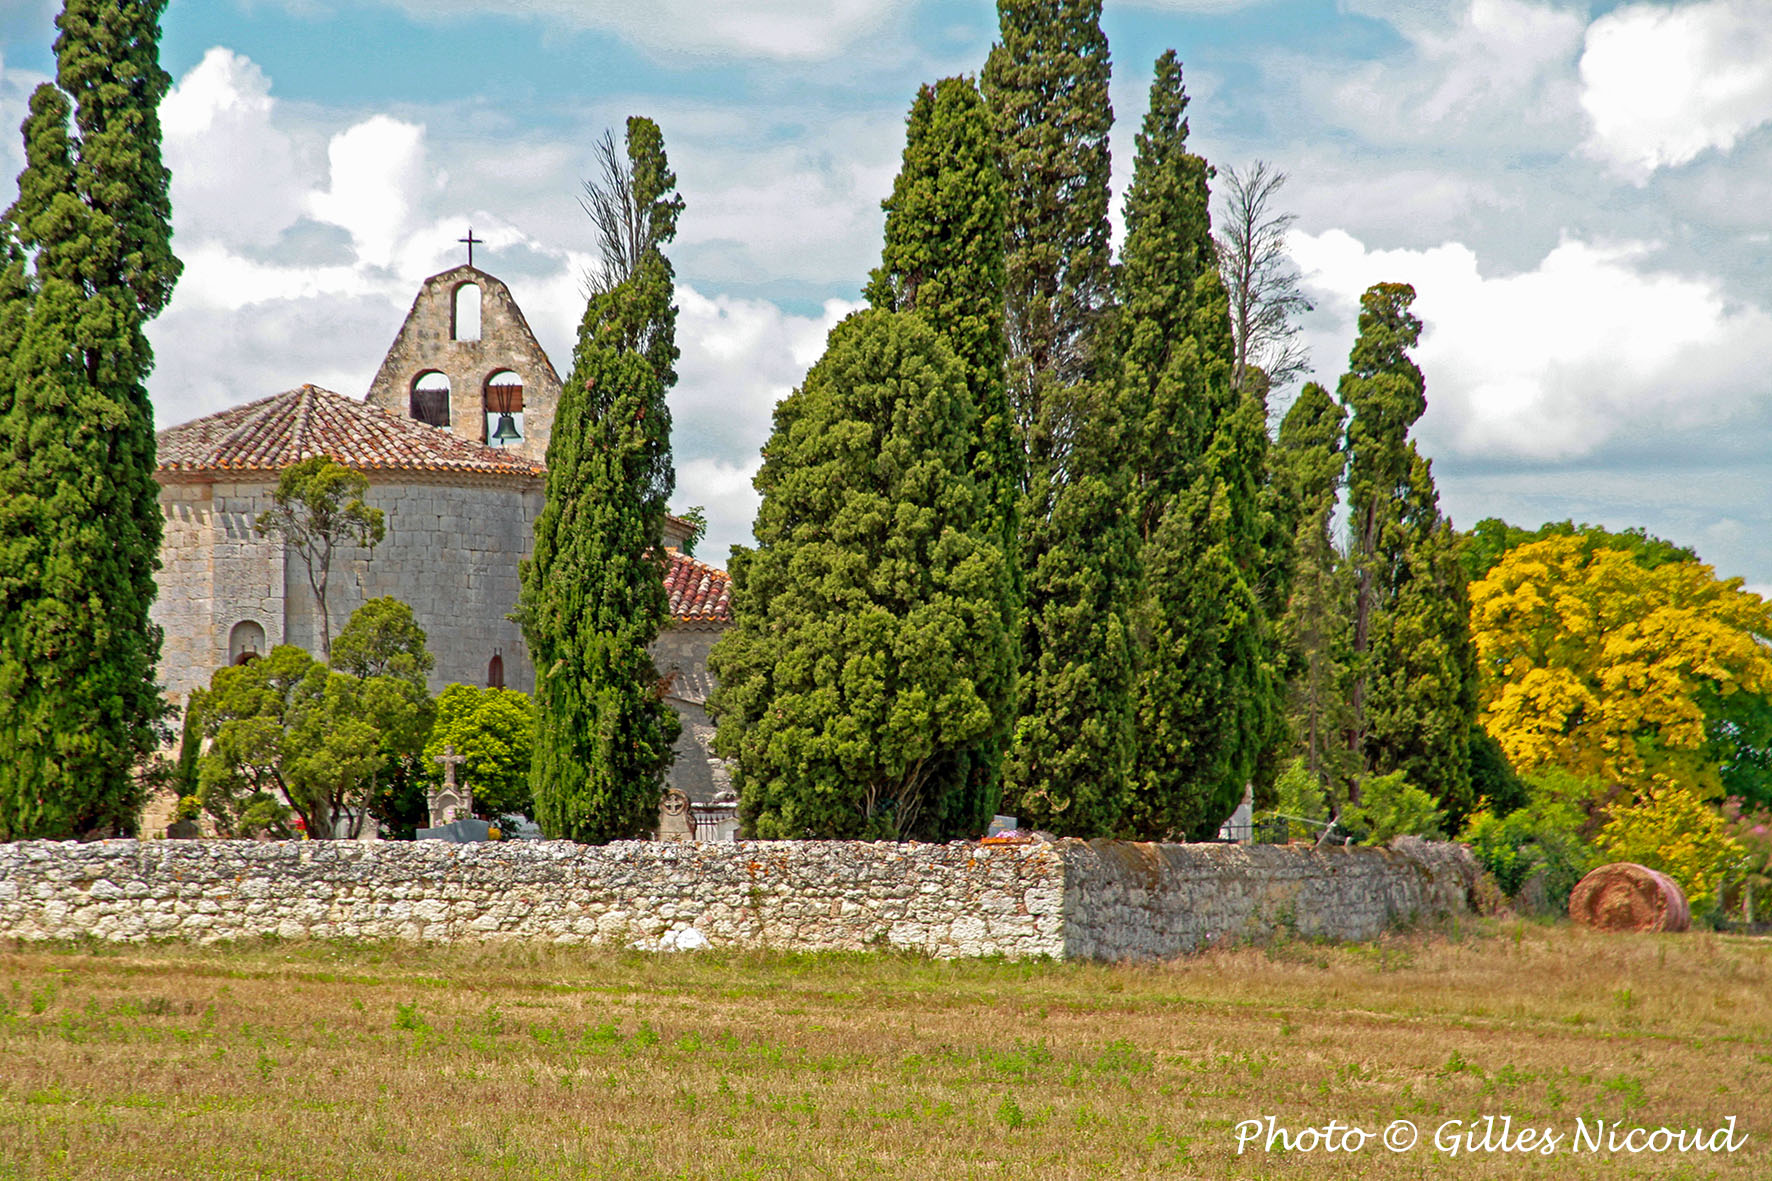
658, 789, 694, 841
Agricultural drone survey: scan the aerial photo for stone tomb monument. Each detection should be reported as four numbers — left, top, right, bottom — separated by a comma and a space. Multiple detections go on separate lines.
429, 745, 471, 829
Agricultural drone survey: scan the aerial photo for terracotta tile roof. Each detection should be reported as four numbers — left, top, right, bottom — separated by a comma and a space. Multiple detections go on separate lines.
156, 385, 545, 478
665, 550, 733, 625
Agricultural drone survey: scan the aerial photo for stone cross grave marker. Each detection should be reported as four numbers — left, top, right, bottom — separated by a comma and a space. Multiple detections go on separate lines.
430, 744, 471, 829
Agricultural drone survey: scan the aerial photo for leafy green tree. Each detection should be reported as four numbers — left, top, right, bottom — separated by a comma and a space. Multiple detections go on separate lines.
253, 456, 385, 664
192, 645, 431, 839
332, 596, 434, 685
333, 597, 435, 838
423, 684, 535, 822
0, 0, 181, 839
522, 117, 681, 843
867, 75, 1021, 827
710, 309, 1014, 840
1341, 769, 1445, 845
1339, 283, 1477, 818
1462, 517, 1698, 584
1112, 53, 1280, 840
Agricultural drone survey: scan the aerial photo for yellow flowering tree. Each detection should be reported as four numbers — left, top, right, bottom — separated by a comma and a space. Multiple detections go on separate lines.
1469, 536, 1772, 798
1597, 785, 1746, 914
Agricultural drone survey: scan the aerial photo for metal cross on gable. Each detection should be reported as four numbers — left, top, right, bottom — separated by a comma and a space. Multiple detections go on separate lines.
434, 744, 467, 790
459, 227, 483, 268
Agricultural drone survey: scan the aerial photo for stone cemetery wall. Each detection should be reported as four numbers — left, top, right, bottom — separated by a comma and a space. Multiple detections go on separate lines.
1057, 837, 1480, 960
0, 838, 1478, 960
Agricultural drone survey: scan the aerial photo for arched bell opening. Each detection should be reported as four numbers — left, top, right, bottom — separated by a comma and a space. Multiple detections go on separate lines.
411, 371, 451, 427
484, 370, 524, 447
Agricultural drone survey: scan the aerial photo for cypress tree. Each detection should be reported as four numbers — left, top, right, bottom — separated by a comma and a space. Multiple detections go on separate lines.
983, 0, 1136, 835
1340, 283, 1478, 815
522, 118, 681, 843
1272, 381, 1356, 798
0, 0, 181, 840
866, 76, 1016, 558
1118, 53, 1280, 840
981, 0, 1115, 413
866, 76, 1019, 828
709, 310, 1014, 840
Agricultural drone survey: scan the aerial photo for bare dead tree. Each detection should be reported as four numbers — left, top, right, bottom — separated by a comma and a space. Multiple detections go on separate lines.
1216, 161, 1313, 411
579, 129, 648, 297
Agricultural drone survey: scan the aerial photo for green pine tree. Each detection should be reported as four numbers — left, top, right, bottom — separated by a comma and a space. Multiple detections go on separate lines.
0, 0, 181, 840
521, 118, 681, 843
866, 76, 1020, 828
1117, 53, 1281, 840
709, 309, 1014, 840
1340, 283, 1478, 816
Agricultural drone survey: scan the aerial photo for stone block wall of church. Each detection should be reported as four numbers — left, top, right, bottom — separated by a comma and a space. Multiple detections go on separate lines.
152, 478, 288, 707
280, 473, 543, 695
651, 626, 731, 803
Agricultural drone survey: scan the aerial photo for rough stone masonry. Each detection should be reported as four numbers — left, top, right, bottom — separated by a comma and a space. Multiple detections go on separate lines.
0, 838, 1479, 960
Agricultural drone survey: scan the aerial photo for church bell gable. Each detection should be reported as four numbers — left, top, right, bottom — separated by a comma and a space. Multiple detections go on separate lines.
365, 263, 562, 464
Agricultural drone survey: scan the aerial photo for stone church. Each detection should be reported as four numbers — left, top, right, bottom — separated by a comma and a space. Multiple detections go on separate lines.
150, 263, 734, 804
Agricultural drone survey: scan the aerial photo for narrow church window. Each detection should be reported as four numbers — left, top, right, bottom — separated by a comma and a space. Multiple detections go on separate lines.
453, 282, 482, 342
484, 370, 524, 446
411, 371, 451, 427
488, 652, 505, 690
228, 620, 266, 666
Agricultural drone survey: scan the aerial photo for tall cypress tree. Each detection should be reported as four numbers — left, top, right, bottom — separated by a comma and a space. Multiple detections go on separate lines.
983, 0, 1136, 834
1340, 283, 1477, 815
0, 0, 181, 840
982, 0, 1114, 420
1272, 381, 1356, 797
866, 76, 1019, 830
709, 310, 1013, 840
866, 77, 1016, 560
522, 118, 681, 843
1117, 53, 1280, 840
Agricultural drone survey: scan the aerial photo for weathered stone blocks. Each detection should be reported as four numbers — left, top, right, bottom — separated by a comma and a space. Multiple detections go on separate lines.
0, 838, 1478, 960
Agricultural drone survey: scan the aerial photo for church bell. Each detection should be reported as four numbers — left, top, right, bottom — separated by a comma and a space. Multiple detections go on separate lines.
490, 411, 521, 445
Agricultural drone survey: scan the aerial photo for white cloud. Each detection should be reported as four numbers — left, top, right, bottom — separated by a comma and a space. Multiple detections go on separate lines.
305, 115, 431, 270
1291, 229, 1772, 461
1322, 0, 1585, 147
666, 289, 860, 551
161, 48, 308, 248
1580, 0, 1772, 178
376, 0, 901, 61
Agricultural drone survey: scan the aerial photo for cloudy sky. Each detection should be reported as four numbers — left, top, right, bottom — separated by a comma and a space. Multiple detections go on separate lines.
0, 0, 1767, 591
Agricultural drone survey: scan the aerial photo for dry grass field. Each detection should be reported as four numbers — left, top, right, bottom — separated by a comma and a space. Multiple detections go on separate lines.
0, 921, 1767, 1179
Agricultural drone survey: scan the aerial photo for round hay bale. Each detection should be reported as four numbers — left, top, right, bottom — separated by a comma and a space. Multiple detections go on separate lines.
1568, 863, 1691, 933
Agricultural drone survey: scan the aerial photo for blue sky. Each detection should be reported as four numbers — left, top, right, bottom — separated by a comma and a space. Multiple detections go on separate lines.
0, 0, 1767, 591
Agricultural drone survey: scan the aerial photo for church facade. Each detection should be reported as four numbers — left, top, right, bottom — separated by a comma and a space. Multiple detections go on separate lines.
150, 264, 733, 805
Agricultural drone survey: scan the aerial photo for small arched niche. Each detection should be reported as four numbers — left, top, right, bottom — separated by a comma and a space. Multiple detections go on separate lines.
453, 282, 482, 342
488, 652, 505, 690
228, 620, 266, 666
484, 369, 524, 447
411, 371, 451, 427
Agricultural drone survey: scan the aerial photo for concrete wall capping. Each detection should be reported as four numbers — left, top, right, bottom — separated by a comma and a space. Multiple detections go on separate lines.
0, 838, 1479, 960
